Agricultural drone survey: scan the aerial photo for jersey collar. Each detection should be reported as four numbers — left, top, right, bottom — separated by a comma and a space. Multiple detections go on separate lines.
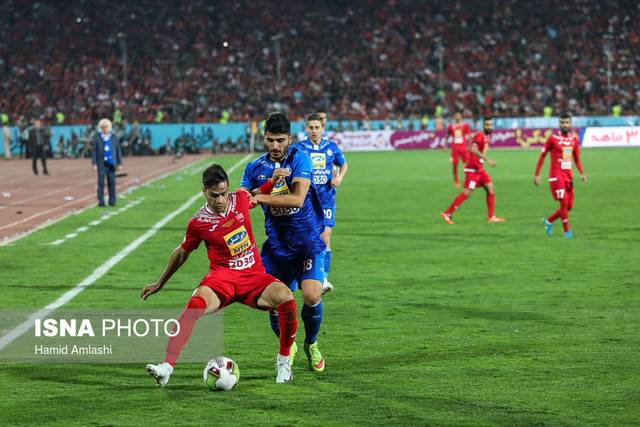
202, 196, 233, 218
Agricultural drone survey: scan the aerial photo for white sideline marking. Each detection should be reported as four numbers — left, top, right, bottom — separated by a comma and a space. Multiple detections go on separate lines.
46, 197, 145, 246
0, 154, 252, 351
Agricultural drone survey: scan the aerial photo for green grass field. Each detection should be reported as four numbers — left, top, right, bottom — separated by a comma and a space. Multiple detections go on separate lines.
1, 149, 639, 426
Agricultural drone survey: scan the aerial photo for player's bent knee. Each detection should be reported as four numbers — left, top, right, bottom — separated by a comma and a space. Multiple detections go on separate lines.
192, 286, 221, 313
259, 281, 293, 308
301, 282, 322, 305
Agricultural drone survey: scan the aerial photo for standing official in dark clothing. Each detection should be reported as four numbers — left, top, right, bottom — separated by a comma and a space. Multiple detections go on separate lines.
91, 118, 123, 207
29, 119, 49, 175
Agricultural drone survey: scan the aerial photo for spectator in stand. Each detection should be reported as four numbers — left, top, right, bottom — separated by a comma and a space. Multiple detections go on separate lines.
0, 1, 637, 122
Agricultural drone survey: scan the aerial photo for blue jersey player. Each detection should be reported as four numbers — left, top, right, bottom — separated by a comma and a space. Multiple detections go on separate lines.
297, 113, 348, 294
241, 112, 327, 372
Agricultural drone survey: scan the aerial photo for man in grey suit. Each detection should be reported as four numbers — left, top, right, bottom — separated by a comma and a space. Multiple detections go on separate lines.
91, 118, 123, 207
29, 118, 49, 175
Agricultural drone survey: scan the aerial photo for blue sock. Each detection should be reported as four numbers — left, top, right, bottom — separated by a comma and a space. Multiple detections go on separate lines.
301, 301, 322, 344
324, 250, 332, 281
269, 310, 280, 337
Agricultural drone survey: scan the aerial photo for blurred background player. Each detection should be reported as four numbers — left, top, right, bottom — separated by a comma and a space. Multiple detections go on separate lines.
297, 113, 348, 294
441, 116, 506, 224
241, 112, 327, 373
447, 112, 471, 187
316, 111, 330, 139
142, 164, 298, 385
534, 113, 587, 238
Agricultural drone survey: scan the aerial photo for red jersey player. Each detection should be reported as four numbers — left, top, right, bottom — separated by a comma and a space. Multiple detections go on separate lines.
447, 111, 472, 187
142, 164, 298, 385
534, 113, 587, 238
441, 116, 506, 224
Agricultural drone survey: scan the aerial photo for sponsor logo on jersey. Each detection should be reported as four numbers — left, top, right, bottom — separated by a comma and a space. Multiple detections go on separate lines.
562, 147, 573, 159
224, 226, 251, 256
195, 214, 219, 224
311, 153, 327, 170
271, 180, 291, 196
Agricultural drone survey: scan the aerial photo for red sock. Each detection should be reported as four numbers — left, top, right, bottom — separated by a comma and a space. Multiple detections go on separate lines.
560, 200, 570, 232
486, 192, 495, 218
164, 295, 206, 366
445, 193, 469, 215
548, 209, 561, 223
453, 164, 459, 183
277, 299, 297, 356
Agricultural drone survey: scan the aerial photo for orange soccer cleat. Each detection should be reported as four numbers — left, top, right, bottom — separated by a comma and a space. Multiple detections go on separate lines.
440, 212, 454, 224
487, 216, 506, 223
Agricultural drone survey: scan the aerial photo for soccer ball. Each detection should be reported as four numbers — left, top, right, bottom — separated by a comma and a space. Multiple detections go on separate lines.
203, 357, 240, 391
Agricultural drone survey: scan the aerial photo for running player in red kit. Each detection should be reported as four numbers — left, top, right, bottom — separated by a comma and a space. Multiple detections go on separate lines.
534, 113, 587, 238
441, 116, 506, 224
447, 111, 471, 187
142, 164, 298, 385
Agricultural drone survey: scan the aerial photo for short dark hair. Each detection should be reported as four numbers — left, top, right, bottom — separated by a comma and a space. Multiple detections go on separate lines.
483, 115, 494, 122
202, 164, 228, 188
306, 113, 323, 123
264, 111, 290, 134
559, 112, 571, 120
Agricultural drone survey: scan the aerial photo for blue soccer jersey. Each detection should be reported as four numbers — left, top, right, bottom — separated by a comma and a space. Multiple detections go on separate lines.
240, 145, 326, 260
296, 137, 346, 226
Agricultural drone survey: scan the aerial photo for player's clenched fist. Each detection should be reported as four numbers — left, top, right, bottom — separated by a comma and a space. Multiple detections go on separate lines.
271, 168, 290, 184
141, 283, 162, 300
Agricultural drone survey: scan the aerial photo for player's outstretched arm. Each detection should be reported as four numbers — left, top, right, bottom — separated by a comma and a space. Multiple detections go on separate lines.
534, 140, 551, 185
255, 178, 310, 208
141, 245, 191, 300
573, 144, 587, 182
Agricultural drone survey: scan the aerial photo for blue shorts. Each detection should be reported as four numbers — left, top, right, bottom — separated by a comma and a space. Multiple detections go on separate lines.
322, 204, 336, 228
261, 247, 325, 292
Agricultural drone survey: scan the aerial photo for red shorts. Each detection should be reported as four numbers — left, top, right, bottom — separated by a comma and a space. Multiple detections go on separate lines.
463, 169, 491, 190
198, 268, 278, 310
451, 145, 468, 164
549, 177, 574, 201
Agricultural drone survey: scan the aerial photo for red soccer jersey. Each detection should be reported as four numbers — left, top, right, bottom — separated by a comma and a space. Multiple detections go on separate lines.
181, 190, 263, 272
447, 122, 471, 147
465, 131, 490, 171
535, 132, 584, 180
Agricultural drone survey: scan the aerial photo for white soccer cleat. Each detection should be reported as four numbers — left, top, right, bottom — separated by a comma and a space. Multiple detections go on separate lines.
275, 354, 293, 383
146, 362, 174, 386
321, 280, 334, 295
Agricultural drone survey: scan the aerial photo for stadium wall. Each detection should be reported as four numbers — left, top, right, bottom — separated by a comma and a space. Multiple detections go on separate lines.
1, 116, 638, 155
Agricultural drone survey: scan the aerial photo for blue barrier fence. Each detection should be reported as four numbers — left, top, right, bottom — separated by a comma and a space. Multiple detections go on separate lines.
2, 116, 639, 155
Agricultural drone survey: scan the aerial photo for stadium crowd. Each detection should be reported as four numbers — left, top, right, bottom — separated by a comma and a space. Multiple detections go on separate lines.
0, 0, 638, 124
